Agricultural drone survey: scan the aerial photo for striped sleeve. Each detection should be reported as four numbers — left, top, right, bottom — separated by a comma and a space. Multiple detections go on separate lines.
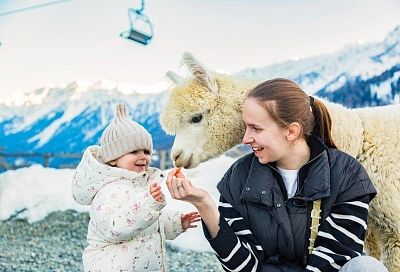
203, 196, 264, 272
306, 195, 371, 272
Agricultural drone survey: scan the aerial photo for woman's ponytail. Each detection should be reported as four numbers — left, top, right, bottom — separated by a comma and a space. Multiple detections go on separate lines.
310, 96, 337, 149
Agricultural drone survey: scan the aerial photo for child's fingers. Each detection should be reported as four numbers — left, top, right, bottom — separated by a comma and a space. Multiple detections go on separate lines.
151, 190, 164, 200
154, 190, 165, 197
187, 223, 199, 228
150, 183, 159, 191
190, 215, 201, 221
150, 186, 161, 195
182, 212, 200, 221
154, 192, 165, 202
152, 191, 161, 197
185, 211, 199, 217
191, 218, 201, 223
182, 212, 200, 222
189, 214, 201, 221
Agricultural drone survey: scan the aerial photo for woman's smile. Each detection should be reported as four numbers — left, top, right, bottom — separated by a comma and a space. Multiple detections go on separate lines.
252, 146, 264, 157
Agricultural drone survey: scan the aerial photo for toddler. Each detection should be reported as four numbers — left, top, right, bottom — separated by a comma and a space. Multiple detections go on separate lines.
72, 103, 200, 271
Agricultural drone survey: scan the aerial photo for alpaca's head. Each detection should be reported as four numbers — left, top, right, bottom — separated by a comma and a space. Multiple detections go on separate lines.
160, 52, 248, 168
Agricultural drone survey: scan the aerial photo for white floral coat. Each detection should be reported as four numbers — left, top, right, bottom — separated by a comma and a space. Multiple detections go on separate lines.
72, 146, 183, 272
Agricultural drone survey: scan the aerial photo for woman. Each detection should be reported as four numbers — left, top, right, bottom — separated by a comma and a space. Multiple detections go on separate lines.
166, 78, 387, 272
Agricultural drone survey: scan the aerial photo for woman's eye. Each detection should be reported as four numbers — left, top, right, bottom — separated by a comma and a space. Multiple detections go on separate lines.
144, 150, 150, 155
191, 114, 203, 124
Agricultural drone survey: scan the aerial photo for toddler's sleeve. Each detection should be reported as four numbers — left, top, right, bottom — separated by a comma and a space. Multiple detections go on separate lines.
161, 210, 184, 240
91, 182, 166, 242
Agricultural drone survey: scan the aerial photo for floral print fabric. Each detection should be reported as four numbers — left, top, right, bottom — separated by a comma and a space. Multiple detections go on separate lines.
72, 146, 183, 271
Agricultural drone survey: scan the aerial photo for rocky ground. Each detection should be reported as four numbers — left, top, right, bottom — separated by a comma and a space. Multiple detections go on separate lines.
0, 210, 223, 272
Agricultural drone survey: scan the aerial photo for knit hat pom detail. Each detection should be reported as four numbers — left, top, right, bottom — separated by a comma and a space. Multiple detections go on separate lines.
116, 104, 128, 120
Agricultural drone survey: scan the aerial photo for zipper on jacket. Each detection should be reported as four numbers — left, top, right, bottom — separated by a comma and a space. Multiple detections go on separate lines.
296, 152, 326, 196
266, 151, 326, 201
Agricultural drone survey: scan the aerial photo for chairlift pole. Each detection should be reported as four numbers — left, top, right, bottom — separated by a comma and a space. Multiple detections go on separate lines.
137, 0, 145, 13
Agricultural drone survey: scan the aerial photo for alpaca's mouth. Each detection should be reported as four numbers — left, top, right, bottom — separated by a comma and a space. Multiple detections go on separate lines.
174, 154, 194, 169
182, 154, 194, 169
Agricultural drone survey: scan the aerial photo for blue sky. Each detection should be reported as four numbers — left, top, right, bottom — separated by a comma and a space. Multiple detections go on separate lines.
0, 0, 399, 97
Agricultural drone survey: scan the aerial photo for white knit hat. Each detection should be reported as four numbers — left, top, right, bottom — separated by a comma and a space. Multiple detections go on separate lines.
100, 103, 153, 163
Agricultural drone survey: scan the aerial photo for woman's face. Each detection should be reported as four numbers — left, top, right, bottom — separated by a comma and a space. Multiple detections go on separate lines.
242, 98, 290, 164
113, 149, 151, 172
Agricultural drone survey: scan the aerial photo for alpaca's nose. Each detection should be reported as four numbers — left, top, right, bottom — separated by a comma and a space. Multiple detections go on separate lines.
172, 151, 182, 162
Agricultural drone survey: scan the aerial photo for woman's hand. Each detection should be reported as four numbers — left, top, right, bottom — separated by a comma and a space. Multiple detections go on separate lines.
166, 168, 209, 207
181, 211, 201, 231
167, 168, 221, 238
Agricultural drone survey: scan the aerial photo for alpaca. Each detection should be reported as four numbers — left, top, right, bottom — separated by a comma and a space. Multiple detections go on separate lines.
159, 52, 400, 271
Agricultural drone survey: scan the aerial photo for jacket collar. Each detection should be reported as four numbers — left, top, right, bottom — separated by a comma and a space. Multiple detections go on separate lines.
73, 145, 162, 205
240, 136, 331, 207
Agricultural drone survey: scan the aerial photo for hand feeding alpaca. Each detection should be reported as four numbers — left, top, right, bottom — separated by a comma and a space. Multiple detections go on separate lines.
160, 52, 400, 271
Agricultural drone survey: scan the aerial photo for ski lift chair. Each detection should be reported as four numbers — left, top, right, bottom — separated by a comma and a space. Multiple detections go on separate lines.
120, 7, 154, 45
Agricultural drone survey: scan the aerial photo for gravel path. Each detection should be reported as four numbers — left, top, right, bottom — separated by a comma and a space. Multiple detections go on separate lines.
0, 210, 223, 272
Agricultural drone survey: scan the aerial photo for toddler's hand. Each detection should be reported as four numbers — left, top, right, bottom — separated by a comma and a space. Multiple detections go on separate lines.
181, 211, 201, 231
150, 183, 165, 203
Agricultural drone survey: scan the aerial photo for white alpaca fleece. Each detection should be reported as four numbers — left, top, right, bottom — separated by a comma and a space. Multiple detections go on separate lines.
160, 52, 400, 271
72, 146, 183, 272
160, 55, 259, 167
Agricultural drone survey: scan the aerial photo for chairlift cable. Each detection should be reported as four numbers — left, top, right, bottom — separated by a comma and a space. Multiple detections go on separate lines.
0, 0, 72, 17
137, 0, 145, 13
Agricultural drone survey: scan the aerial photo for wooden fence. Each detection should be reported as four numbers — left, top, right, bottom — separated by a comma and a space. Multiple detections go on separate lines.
0, 152, 83, 170
0, 149, 174, 171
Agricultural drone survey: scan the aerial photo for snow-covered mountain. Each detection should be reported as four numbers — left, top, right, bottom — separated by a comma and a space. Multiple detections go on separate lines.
240, 25, 400, 107
0, 80, 174, 169
1, 25, 399, 171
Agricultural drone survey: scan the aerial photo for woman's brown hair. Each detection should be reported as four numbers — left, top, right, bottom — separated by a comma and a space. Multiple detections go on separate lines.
247, 78, 337, 149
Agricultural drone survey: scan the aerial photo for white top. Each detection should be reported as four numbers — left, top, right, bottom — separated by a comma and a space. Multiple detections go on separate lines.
277, 166, 299, 198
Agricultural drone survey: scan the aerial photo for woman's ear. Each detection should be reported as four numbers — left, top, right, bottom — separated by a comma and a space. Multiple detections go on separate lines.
287, 122, 302, 141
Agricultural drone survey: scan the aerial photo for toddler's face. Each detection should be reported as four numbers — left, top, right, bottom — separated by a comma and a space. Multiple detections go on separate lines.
113, 149, 151, 173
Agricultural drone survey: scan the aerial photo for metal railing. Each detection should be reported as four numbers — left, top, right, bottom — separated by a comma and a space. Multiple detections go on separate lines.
0, 149, 174, 171
0, 152, 82, 170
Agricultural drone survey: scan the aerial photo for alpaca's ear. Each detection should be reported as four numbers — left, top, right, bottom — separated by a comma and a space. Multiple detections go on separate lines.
182, 52, 218, 95
166, 71, 184, 84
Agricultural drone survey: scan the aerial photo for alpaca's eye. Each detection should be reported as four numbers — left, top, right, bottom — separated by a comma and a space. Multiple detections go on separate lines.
191, 114, 203, 124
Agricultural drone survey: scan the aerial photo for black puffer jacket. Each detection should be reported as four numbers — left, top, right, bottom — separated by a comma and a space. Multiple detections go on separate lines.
204, 136, 376, 272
